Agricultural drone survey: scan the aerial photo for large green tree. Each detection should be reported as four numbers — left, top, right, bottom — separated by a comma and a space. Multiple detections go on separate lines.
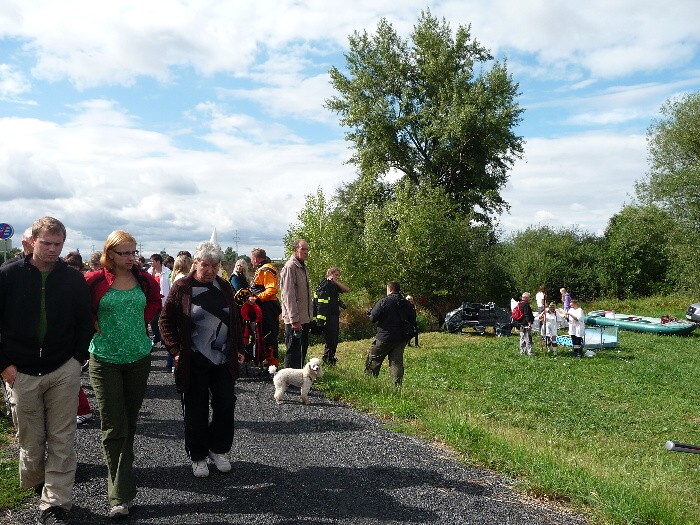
636, 92, 700, 292
326, 10, 524, 224
637, 92, 700, 227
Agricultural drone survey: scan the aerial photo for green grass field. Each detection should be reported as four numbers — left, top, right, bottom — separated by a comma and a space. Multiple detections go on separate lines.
316, 296, 700, 525
2, 295, 699, 523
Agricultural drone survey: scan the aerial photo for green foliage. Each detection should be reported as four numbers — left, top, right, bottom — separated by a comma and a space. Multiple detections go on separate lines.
500, 226, 605, 302
284, 187, 345, 287
327, 10, 524, 222
603, 204, 676, 297
222, 246, 238, 262
289, 181, 512, 318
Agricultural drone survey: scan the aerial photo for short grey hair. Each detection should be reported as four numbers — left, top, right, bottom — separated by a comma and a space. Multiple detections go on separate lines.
522, 292, 531, 299
194, 241, 223, 262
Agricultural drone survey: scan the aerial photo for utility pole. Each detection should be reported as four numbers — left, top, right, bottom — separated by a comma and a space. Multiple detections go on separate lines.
233, 229, 239, 257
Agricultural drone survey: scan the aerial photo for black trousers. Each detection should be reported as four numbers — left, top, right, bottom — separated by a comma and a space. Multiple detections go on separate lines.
259, 300, 280, 358
571, 335, 583, 356
183, 352, 236, 462
322, 314, 340, 361
284, 323, 310, 369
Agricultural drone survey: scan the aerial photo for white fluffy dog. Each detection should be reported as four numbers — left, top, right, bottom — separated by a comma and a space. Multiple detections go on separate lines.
269, 357, 323, 404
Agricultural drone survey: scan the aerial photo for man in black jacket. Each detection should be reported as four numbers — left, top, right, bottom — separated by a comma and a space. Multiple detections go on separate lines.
364, 281, 416, 386
0, 217, 93, 525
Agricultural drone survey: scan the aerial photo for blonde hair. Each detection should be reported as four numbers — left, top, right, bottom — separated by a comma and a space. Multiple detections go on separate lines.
234, 258, 249, 274
172, 254, 192, 279
100, 230, 137, 270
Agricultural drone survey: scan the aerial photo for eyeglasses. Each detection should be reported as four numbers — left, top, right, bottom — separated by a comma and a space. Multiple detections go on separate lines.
112, 250, 139, 257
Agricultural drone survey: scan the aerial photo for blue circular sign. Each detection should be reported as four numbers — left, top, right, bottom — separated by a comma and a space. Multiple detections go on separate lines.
0, 223, 14, 239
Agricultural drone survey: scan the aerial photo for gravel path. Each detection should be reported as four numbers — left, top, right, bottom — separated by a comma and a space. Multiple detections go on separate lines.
3, 350, 588, 524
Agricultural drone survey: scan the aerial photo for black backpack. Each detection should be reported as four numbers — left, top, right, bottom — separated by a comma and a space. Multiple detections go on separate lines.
397, 295, 418, 339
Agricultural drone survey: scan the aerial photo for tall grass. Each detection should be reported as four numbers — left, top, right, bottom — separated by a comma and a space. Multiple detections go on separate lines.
317, 296, 700, 524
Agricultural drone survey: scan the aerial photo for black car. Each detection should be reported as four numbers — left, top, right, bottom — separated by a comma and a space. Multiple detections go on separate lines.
444, 301, 515, 336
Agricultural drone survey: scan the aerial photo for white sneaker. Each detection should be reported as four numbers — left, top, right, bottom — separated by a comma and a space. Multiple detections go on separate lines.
108, 501, 130, 518
208, 451, 231, 473
192, 459, 209, 478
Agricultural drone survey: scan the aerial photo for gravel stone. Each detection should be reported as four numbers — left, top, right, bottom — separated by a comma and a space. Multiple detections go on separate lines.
2, 350, 588, 524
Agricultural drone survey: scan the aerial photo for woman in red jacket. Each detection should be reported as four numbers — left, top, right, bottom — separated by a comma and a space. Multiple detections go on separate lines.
84, 230, 161, 519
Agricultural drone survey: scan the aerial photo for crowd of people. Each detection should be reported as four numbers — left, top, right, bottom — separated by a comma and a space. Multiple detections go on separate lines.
1, 215, 594, 525
2, 216, 421, 524
513, 285, 586, 358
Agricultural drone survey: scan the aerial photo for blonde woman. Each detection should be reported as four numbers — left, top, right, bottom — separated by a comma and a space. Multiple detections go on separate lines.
84, 231, 161, 519
229, 258, 249, 291
171, 253, 192, 283
166, 253, 192, 371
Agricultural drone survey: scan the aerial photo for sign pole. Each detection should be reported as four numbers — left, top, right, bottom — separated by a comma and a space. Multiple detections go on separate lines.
0, 223, 15, 264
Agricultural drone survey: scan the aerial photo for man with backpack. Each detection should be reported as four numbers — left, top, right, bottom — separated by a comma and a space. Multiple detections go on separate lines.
513, 291, 535, 355
364, 281, 416, 386
315, 267, 350, 366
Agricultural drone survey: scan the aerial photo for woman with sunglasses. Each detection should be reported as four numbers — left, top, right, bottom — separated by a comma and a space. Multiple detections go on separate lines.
84, 231, 161, 519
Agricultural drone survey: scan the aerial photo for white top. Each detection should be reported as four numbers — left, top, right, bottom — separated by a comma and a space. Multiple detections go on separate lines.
149, 266, 171, 306
535, 291, 545, 308
567, 307, 585, 338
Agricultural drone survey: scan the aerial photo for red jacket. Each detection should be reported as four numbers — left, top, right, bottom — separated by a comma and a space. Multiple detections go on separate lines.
84, 266, 162, 327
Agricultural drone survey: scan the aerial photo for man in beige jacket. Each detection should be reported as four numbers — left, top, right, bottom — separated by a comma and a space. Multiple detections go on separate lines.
279, 239, 312, 368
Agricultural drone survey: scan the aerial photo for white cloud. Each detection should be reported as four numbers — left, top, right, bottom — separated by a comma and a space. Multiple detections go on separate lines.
501, 133, 646, 235
0, 64, 32, 101
0, 100, 355, 257
1, 0, 698, 88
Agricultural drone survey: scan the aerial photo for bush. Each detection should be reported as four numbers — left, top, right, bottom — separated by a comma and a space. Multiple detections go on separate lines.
339, 306, 376, 342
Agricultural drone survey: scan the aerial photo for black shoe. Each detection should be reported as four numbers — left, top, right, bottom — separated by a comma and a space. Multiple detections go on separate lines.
37, 506, 69, 525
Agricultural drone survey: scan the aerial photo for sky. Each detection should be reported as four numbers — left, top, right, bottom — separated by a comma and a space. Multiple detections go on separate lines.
1, 0, 699, 259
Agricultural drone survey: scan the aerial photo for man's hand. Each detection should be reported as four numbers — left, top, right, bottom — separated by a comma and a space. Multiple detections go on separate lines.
291, 322, 302, 331
248, 296, 256, 305
1, 365, 18, 387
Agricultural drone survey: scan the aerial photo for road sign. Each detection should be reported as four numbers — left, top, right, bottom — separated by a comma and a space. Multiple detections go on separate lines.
0, 223, 14, 239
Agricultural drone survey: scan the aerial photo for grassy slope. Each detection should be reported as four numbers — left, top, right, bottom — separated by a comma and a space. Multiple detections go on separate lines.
317, 296, 700, 525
